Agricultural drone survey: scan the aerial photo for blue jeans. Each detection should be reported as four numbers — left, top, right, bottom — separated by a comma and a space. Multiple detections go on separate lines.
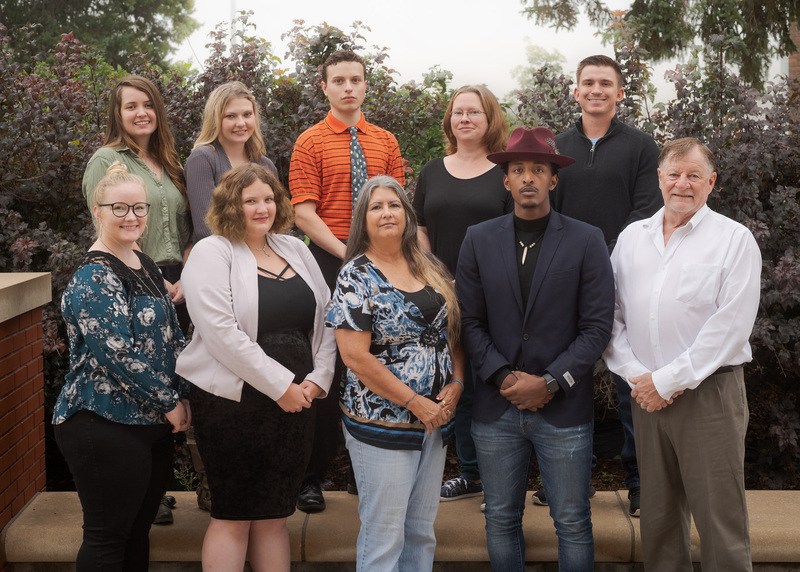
344, 425, 446, 572
614, 373, 640, 489
453, 362, 479, 480
473, 407, 594, 572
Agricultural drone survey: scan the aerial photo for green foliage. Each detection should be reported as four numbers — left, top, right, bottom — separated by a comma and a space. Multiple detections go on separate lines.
0, 15, 451, 453
513, 20, 800, 488
510, 41, 566, 92
520, 0, 800, 89
0, 0, 199, 69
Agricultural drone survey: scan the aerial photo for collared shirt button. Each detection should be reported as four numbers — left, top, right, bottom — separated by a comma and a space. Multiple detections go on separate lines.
522, 334, 529, 341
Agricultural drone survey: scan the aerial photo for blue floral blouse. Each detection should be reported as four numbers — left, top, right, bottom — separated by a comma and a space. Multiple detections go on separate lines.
325, 254, 454, 450
53, 251, 187, 426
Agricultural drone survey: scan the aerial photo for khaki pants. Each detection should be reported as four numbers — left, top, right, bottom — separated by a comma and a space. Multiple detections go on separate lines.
632, 367, 752, 572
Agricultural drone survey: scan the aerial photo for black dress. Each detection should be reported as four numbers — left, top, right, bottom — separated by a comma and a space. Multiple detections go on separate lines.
190, 268, 316, 520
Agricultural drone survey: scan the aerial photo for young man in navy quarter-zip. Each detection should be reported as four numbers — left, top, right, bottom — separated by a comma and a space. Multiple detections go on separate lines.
544, 55, 662, 517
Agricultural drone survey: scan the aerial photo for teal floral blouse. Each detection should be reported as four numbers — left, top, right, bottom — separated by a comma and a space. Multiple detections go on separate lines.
53, 251, 187, 426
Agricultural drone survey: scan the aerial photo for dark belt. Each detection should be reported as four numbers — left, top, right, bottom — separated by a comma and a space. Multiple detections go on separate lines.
711, 365, 741, 376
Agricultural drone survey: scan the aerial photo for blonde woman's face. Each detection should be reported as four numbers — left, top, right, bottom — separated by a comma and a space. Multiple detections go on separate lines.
218, 97, 256, 149
94, 182, 149, 245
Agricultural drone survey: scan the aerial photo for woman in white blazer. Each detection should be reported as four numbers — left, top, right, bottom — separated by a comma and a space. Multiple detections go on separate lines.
177, 163, 335, 572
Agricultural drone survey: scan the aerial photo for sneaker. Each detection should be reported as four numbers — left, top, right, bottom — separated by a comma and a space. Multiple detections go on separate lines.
628, 486, 640, 517
531, 486, 596, 506
440, 476, 483, 501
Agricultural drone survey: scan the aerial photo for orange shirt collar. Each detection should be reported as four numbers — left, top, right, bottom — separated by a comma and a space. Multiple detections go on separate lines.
325, 110, 368, 134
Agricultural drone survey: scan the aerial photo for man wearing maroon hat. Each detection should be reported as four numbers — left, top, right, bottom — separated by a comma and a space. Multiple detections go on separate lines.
456, 126, 615, 571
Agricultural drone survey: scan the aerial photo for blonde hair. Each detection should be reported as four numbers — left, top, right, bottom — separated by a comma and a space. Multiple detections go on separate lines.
193, 81, 266, 162
206, 163, 293, 242
345, 176, 461, 345
92, 162, 146, 206
92, 162, 147, 238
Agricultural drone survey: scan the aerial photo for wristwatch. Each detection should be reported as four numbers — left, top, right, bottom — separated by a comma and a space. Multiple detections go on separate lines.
544, 372, 560, 394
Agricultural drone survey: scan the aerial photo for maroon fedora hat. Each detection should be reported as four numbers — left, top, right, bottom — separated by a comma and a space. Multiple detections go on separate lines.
487, 127, 575, 168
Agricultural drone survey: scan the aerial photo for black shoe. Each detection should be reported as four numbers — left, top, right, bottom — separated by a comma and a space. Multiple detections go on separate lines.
297, 483, 326, 513
628, 486, 640, 517
153, 496, 174, 525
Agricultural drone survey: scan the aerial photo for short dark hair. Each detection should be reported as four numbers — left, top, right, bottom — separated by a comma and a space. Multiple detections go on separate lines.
658, 138, 716, 173
322, 50, 366, 82
576, 55, 624, 88
206, 164, 294, 242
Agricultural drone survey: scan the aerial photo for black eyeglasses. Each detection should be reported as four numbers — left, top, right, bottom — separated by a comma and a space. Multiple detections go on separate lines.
98, 202, 150, 217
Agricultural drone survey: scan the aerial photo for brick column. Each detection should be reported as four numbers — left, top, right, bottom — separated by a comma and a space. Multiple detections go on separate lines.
0, 273, 51, 571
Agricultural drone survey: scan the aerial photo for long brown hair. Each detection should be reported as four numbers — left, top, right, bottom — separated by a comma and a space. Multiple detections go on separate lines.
103, 75, 187, 206
345, 176, 461, 345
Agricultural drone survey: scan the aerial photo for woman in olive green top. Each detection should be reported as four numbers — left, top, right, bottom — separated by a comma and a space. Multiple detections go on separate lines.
83, 76, 192, 331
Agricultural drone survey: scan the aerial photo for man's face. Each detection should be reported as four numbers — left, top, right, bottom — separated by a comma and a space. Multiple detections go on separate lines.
322, 61, 366, 116
504, 160, 557, 220
658, 147, 717, 220
574, 65, 624, 118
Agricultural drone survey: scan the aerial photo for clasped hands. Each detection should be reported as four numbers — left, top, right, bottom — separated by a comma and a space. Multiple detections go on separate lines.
408, 379, 464, 434
629, 372, 683, 412
500, 371, 554, 412
277, 380, 324, 413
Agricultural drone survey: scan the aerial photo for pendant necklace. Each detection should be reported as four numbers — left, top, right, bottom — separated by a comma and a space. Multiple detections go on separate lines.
254, 236, 271, 256
99, 239, 171, 324
519, 239, 537, 265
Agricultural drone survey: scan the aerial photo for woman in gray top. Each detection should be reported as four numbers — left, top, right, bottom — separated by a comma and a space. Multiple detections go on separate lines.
185, 81, 278, 243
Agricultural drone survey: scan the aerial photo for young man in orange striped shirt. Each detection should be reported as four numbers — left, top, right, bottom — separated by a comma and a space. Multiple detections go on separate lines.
289, 49, 405, 513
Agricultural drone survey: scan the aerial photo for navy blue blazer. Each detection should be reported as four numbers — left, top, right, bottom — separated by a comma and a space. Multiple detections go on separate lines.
456, 210, 614, 427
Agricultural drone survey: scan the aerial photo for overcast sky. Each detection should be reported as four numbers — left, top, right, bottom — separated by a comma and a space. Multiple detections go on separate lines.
176, 0, 627, 97
174, 0, 788, 103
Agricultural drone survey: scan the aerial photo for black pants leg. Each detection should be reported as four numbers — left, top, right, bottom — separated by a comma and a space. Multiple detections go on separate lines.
304, 242, 346, 486
55, 410, 173, 572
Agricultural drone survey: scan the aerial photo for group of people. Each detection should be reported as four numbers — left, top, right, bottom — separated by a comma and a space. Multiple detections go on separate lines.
52, 48, 761, 572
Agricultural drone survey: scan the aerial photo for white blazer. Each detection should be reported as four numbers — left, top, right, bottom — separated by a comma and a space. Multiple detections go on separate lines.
176, 234, 336, 402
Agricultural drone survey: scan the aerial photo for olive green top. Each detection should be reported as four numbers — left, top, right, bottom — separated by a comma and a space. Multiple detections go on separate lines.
83, 147, 191, 266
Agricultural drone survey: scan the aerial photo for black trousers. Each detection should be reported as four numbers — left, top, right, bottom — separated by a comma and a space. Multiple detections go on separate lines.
55, 410, 173, 572
304, 242, 346, 484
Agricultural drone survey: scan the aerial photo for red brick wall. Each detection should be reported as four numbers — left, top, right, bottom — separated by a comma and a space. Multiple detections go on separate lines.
0, 308, 46, 570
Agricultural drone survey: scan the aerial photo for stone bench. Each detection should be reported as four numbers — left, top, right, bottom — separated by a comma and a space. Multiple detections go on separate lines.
3, 490, 798, 570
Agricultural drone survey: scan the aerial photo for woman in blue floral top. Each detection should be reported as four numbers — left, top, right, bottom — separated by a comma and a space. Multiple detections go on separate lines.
54, 162, 190, 571
326, 175, 464, 572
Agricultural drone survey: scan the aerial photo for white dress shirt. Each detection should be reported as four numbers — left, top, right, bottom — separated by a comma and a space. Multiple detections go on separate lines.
605, 205, 761, 399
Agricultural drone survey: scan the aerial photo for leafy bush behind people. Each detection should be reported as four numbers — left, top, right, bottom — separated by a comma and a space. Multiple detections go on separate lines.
1, 13, 797, 488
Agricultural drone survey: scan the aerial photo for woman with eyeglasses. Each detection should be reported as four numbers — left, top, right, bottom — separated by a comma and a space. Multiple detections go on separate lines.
83, 75, 192, 333
413, 85, 511, 503
54, 162, 190, 571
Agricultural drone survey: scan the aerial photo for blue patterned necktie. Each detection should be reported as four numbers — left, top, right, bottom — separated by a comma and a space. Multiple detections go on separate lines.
349, 126, 368, 212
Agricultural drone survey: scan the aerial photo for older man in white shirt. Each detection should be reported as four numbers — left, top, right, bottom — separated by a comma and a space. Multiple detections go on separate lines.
605, 137, 761, 572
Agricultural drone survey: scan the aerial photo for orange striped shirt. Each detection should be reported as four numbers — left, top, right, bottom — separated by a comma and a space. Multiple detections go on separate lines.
289, 111, 405, 240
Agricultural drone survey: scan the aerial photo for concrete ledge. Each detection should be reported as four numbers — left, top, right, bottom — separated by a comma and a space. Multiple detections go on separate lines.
0, 272, 51, 324
3, 491, 800, 566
